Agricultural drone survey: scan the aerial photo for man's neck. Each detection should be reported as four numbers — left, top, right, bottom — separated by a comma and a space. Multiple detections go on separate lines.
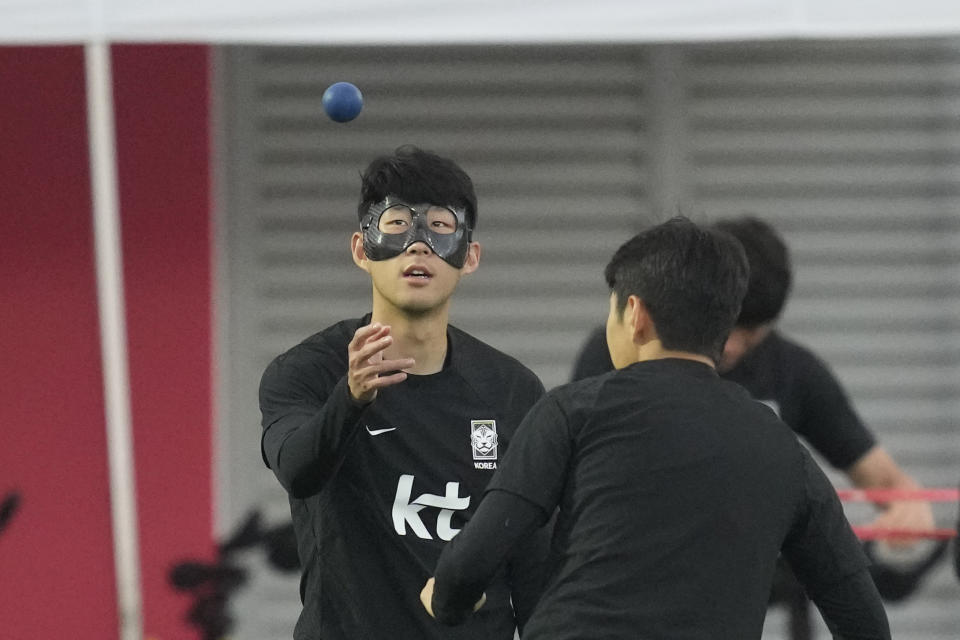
635, 340, 715, 369
370, 306, 449, 375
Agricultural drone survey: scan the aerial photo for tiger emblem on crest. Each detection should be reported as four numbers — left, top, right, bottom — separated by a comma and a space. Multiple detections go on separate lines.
470, 420, 498, 460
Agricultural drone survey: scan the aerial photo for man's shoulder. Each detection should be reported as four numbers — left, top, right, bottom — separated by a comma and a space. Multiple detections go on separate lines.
267, 317, 364, 375
448, 324, 541, 384
300, 317, 364, 351
547, 370, 617, 411
765, 331, 831, 373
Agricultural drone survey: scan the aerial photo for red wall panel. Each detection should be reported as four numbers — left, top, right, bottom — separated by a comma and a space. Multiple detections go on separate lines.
0, 44, 214, 640
113, 44, 215, 640
0, 46, 119, 639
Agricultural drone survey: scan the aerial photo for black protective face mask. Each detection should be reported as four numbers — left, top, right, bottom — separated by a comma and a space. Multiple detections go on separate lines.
361, 197, 472, 268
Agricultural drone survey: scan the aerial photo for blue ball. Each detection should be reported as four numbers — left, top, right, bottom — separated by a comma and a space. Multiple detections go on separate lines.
322, 82, 364, 123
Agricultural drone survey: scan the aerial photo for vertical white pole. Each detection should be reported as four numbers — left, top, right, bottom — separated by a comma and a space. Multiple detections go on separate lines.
84, 40, 144, 640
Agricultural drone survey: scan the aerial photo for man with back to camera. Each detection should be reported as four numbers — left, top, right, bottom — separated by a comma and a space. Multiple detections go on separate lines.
571, 216, 935, 544
259, 145, 548, 639
420, 217, 891, 639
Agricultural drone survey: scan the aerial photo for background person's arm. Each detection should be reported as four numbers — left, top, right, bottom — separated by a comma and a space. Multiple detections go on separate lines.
793, 347, 934, 545
846, 445, 935, 545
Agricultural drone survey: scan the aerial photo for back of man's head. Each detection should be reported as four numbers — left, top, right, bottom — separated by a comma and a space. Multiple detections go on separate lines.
604, 217, 749, 362
357, 145, 478, 230
712, 216, 792, 328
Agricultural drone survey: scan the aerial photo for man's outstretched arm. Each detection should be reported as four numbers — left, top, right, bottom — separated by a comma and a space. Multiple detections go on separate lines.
784, 450, 891, 640
423, 490, 547, 626
805, 568, 890, 640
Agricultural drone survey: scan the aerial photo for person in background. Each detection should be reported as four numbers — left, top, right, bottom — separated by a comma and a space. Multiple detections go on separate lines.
571, 216, 935, 544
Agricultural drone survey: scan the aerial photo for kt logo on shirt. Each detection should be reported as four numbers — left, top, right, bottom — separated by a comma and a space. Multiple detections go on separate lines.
392, 474, 469, 541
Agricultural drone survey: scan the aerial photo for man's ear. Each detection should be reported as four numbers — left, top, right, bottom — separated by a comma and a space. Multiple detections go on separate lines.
627, 295, 654, 343
460, 242, 482, 275
351, 232, 370, 272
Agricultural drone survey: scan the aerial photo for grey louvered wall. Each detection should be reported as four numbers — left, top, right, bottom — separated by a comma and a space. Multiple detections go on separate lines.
216, 41, 960, 640
683, 40, 960, 482
679, 40, 960, 639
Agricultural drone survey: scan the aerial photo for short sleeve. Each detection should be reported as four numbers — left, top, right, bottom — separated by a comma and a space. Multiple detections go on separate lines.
793, 351, 876, 470
486, 393, 573, 513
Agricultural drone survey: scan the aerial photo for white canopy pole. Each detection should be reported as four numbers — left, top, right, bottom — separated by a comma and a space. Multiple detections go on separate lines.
84, 40, 144, 640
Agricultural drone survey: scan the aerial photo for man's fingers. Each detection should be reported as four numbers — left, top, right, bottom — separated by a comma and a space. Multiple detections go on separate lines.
367, 371, 409, 389
349, 322, 393, 363
874, 501, 935, 530
352, 358, 416, 380
420, 578, 436, 618
349, 359, 415, 400
347, 323, 417, 403
350, 322, 388, 348
869, 502, 936, 548
420, 577, 484, 620
376, 357, 416, 373
352, 333, 394, 365
473, 592, 487, 612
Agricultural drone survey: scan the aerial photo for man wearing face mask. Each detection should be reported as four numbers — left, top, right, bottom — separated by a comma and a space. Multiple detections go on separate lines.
259, 146, 547, 640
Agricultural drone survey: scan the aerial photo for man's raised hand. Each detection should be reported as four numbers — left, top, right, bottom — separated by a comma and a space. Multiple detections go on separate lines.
348, 323, 415, 405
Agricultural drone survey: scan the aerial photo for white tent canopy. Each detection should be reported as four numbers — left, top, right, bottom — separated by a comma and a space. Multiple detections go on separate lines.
4, 0, 960, 45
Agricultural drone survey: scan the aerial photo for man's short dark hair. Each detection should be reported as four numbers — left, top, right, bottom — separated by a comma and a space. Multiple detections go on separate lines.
604, 217, 749, 362
357, 145, 478, 230
712, 216, 792, 327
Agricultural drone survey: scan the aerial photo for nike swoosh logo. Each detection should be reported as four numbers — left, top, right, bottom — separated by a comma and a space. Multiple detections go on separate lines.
365, 426, 398, 436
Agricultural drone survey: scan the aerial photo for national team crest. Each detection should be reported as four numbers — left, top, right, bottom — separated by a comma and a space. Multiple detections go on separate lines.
470, 420, 498, 461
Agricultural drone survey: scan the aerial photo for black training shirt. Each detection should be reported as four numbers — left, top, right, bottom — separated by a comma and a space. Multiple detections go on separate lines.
571, 327, 876, 470
439, 359, 881, 639
260, 316, 546, 640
